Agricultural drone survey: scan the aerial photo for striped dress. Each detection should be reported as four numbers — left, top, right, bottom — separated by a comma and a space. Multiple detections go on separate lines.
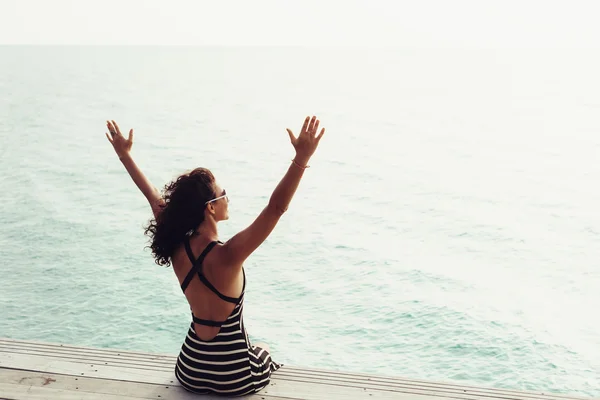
174, 239, 282, 396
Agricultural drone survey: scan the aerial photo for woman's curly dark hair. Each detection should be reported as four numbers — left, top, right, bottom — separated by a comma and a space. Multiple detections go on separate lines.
144, 167, 217, 267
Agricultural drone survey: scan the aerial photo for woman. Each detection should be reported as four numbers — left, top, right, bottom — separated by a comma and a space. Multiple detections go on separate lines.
105, 116, 325, 396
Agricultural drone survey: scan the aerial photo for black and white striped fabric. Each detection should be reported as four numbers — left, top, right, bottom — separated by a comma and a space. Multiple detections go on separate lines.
174, 239, 281, 396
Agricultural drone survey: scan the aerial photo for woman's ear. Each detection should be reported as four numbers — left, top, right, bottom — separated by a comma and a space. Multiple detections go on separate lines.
206, 203, 216, 215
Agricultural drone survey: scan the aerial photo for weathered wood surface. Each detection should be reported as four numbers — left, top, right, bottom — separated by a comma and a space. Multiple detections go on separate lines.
0, 338, 592, 400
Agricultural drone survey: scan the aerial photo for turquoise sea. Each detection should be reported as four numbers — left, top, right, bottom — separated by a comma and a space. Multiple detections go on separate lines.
1, 46, 599, 397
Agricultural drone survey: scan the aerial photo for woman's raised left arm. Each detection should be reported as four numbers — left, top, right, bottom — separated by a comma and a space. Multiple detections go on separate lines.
105, 120, 164, 218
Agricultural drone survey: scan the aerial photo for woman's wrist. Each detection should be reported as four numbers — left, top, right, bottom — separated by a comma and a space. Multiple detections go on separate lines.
118, 152, 132, 161
292, 154, 311, 168
291, 159, 310, 170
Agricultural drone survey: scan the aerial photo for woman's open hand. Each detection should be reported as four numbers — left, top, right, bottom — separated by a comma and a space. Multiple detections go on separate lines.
286, 116, 325, 163
105, 120, 133, 159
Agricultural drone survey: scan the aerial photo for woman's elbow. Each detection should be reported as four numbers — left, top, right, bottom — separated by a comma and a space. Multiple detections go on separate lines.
267, 202, 287, 217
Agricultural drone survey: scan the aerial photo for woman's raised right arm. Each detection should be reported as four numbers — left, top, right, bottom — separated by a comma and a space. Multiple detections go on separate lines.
222, 116, 326, 267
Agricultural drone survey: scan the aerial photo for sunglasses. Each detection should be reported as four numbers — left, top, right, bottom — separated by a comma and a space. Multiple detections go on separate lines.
205, 189, 228, 205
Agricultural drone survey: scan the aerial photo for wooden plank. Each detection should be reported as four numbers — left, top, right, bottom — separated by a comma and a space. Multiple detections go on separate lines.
0, 355, 448, 400
0, 382, 156, 400
0, 369, 296, 400
0, 367, 423, 400
0, 347, 580, 400
0, 339, 587, 400
258, 378, 448, 400
0, 365, 415, 400
1, 368, 180, 400
273, 370, 595, 400
0, 339, 173, 363
0, 338, 175, 359
0, 338, 593, 400
0, 346, 174, 372
267, 376, 531, 400
0, 352, 177, 384
270, 370, 576, 400
279, 368, 588, 400
0, 350, 487, 400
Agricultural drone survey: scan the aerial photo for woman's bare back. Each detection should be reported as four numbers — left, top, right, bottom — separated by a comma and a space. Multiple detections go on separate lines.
171, 237, 244, 341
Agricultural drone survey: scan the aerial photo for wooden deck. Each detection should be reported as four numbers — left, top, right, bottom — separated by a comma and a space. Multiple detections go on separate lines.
0, 338, 593, 400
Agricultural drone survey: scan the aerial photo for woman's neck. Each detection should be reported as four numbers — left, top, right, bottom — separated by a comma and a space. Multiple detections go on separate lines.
195, 218, 219, 241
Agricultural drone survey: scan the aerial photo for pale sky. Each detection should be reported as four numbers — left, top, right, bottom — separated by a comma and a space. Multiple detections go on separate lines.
0, 0, 599, 47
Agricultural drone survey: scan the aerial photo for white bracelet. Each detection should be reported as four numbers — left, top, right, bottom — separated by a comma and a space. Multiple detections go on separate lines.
291, 159, 310, 169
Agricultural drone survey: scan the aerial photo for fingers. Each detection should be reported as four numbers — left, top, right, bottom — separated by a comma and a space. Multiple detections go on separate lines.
301, 116, 310, 135
316, 127, 326, 142
307, 116, 316, 134
293, 115, 325, 143
286, 128, 296, 143
105, 132, 114, 143
112, 120, 122, 136
312, 119, 320, 136
128, 128, 134, 143
106, 120, 116, 137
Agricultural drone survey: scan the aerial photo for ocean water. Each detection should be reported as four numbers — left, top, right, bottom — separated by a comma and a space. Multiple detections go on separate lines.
1, 46, 599, 397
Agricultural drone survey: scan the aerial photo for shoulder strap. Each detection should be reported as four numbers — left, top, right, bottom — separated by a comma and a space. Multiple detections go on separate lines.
180, 240, 239, 304
196, 272, 239, 304
180, 240, 219, 293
